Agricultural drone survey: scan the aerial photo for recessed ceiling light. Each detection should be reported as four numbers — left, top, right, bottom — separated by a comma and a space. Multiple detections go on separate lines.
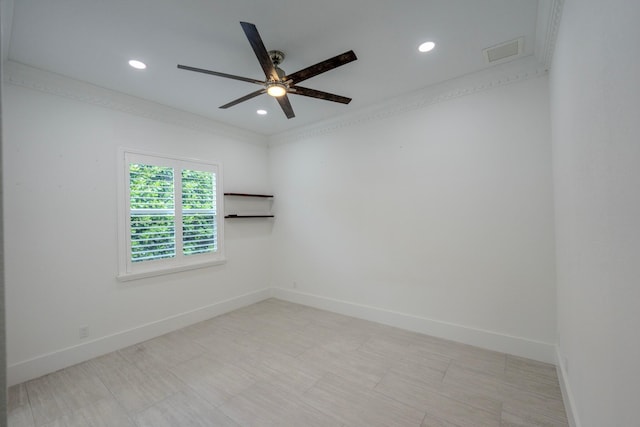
257, 109, 268, 115
418, 41, 436, 53
128, 59, 147, 70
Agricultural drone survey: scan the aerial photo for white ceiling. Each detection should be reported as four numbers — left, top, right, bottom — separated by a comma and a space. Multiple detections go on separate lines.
6, 0, 544, 136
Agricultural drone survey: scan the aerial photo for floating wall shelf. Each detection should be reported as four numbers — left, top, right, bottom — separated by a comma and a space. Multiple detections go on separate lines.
224, 192, 273, 198
223, 192, 274, 219
224, 214, 274, 219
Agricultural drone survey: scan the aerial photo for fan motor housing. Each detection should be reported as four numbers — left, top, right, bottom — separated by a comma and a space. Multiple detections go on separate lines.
269, 50, 285, 66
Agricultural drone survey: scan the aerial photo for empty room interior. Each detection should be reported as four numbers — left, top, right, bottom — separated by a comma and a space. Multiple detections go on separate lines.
1, 0, 639, 426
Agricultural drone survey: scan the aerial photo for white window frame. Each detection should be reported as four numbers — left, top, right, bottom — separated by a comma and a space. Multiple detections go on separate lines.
117, 149, 225, 281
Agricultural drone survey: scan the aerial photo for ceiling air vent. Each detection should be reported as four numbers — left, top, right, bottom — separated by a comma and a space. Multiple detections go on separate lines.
483, 38, 523, 63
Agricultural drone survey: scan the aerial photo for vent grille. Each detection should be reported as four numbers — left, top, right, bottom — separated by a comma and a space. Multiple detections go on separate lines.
483, 38, 523, 63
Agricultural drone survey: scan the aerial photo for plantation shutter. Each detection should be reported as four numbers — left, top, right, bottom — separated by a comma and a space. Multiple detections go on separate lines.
129, 164, 176, 262
120, 150, 224, 280
182, 169, 217, 255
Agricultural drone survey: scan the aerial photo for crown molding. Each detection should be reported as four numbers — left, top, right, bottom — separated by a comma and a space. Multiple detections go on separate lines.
535, 0, 565, 70
269, 56, 547, 146
4, 55, 550, 149
3, 61, 267, 146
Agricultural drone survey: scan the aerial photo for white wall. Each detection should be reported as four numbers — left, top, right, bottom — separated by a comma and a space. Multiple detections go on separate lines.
269, 71, 557, 361
3, 65, 272, 385
550, 0, 640, 425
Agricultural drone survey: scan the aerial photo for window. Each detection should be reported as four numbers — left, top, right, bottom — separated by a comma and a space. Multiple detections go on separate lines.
118, 150, 224, 280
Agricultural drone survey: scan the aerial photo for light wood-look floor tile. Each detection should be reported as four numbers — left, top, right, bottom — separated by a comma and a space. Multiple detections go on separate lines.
300, 373, 375, 426
24, 374, 72, 425
220, 380, 342, 427
169, 356, 257, 407
297, 346, 390, 389
9, 299, 568, 427
8, 404, 35, 427
8, 384, 30, 410
118, 331, 206, 372
134, 389, 240, 427
23, 363, 111, 426
8, 384, 35, 427
348, 390, 426, 427
50, 398, 136, 427
229, 347, 318, 385
88, 351, 185, 414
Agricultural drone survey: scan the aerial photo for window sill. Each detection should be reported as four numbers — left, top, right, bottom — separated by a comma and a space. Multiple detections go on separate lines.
117, 259, 227, 282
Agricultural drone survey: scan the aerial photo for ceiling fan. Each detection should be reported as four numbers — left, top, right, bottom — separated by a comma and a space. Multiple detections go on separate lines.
177, 21, 357, 119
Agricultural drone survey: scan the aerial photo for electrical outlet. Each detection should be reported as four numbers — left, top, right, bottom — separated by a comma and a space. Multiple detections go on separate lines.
79, 326, 89, 340
563, 356, 569, 374
293, 281, 297, 289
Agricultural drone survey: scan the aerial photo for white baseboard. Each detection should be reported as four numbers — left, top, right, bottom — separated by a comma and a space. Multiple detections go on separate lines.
555, 345, 581, 427
272, 288, 556, 364
7, 288, 272, 386
8, 287, 559, 386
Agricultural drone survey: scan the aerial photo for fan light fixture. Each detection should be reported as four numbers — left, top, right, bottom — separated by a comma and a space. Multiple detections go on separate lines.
266, 82, 287, 97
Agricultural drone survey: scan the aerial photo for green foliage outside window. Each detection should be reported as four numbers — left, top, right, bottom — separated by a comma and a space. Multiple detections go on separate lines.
130, 164, 175, 262
129, 165, 216, 262
182, 169, 217, 255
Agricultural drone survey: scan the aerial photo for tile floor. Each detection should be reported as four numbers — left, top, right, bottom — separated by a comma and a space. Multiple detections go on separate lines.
8, 299, 569, 426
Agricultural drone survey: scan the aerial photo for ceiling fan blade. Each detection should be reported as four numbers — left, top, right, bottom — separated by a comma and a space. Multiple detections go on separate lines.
239, 22, 279, 81
276, 95, 295, 119
290, 86, 352, 104
286, 50, 357, 85
177, 64, 265, 85
219, 89, 266, 109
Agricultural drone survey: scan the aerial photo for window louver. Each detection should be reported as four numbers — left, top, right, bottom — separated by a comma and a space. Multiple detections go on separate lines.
182, 169, 217, 255
129, 164, 176, 262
